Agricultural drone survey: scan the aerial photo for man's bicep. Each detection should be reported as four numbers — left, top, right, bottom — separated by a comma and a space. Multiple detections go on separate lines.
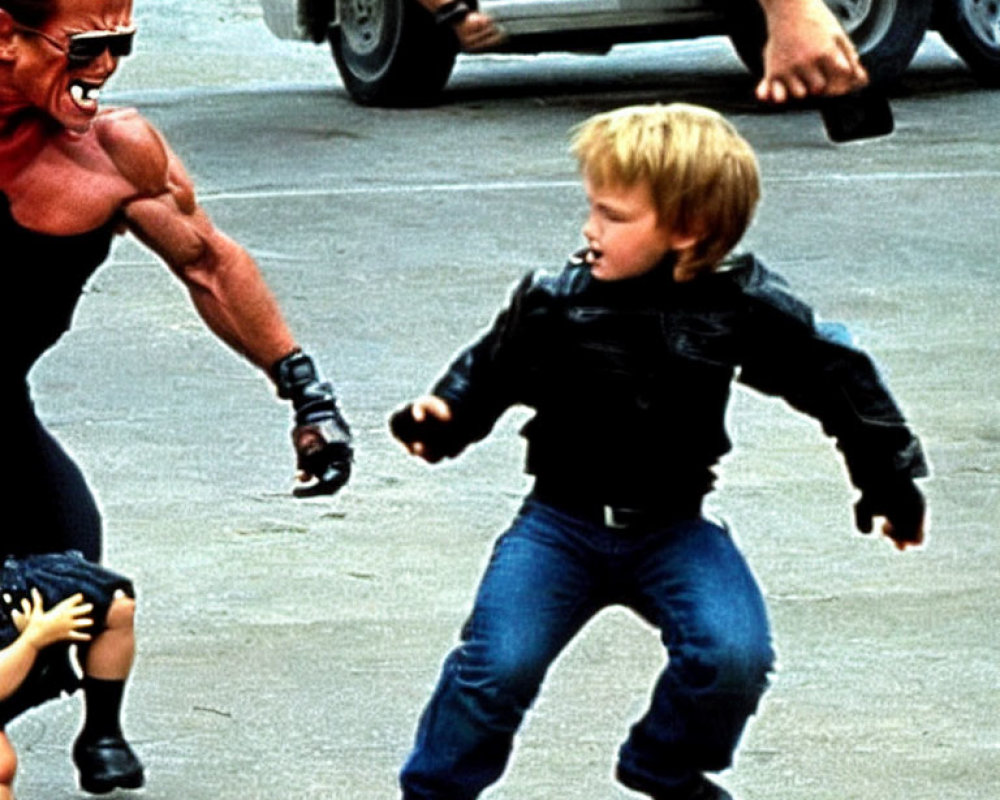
123, 191, 210, 271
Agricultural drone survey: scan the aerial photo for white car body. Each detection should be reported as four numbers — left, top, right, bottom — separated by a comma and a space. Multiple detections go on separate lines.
261, 0, 723, 43
256, 0, 996, 106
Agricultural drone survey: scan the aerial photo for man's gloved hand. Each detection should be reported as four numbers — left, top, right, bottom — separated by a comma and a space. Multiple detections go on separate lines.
272, 351, 353, 497
854, 477, 926, 550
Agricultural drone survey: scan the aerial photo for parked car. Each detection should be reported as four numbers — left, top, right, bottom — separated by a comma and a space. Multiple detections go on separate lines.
933, 0, 1000, 84
259, 0, 999, 106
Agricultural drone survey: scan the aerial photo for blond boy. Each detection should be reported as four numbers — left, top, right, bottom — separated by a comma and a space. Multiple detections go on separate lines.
392, 104, 927, 800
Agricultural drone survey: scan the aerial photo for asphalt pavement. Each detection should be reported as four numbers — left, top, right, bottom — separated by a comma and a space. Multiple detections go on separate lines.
9, 3, 999, 799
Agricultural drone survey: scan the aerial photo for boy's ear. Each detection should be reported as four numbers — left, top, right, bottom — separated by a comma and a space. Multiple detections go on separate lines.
668, 231, 701, 251
669, 230, 707, 283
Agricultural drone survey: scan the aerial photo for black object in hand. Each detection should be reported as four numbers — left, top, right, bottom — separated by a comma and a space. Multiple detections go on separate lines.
821, 87, 895, 143
390, 404, 460, 462
854, 478, 925, 547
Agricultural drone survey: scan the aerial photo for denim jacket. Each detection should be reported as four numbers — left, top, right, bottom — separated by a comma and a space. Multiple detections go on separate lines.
431, 250, 928, 506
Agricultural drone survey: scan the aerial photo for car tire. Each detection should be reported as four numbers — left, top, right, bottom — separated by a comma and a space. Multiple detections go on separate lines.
725, 0, 935, 84
935, 0, 1000, 85
330, 0, 458, 106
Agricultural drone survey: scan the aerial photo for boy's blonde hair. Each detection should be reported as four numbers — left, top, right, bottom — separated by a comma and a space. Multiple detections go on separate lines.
571, 103, 760, 273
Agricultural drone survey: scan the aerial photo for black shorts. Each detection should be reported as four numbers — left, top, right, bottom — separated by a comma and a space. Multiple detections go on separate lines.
0, 552, 134, 727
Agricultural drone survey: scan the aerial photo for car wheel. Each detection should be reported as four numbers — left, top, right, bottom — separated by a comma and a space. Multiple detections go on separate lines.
726, 0, 935, 84
935, 0, 1000, 85
330, 0, 458, 106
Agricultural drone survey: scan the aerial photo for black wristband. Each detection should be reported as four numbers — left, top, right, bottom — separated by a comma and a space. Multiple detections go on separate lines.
272, 350, 319, 400
433, 0, 471, 27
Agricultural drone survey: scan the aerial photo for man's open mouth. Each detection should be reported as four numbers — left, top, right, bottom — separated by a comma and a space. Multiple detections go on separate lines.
69, 80, 102, 110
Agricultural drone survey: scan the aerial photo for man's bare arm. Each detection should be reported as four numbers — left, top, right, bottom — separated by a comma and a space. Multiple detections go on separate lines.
755, 0, 868, 103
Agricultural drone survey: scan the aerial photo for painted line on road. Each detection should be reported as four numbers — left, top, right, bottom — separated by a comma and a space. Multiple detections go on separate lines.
772, 170, 1000, 184
199, 170, 1000, 204
199, 180, 579, 202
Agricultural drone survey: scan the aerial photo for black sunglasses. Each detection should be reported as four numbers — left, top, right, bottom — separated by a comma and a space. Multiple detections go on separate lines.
15, 23, 136, 68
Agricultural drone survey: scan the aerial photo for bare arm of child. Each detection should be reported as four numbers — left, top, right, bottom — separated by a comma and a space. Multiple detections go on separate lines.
0, 589, 93, 701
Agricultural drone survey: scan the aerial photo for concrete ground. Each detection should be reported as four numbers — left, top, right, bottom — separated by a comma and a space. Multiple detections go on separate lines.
8, 3, 998, 799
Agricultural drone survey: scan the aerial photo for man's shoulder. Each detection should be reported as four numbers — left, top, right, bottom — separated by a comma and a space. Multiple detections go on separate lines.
94, 108, 170, 196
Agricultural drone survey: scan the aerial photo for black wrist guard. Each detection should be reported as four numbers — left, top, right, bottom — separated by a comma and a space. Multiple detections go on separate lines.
272, 350, 319, 403
433, 0, 471, 26
272, 351, 353, 497
272, 351, 349, 431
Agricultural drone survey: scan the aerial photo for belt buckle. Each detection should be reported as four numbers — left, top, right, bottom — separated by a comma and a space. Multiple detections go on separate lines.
603, 505, 629, 529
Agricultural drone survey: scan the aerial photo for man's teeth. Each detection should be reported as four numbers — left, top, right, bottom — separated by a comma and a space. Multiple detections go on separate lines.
69, 84, 100, 104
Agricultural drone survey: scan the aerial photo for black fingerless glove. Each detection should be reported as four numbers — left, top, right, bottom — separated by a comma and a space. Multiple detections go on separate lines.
854, 476, 925, 546
273, 351, 353, 497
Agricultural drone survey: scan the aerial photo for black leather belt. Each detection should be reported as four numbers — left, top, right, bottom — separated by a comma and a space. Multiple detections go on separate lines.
531, 480, 702, 531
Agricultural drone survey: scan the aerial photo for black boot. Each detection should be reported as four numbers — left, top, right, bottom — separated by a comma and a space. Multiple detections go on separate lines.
73, 736, 145, 794
73, 677, 144, 794
617, 764, 733, 800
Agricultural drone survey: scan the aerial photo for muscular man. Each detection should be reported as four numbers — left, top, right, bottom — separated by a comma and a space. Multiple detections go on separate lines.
2, 0, 350, 785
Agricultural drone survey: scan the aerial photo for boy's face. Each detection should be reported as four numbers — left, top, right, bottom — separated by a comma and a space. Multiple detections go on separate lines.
581, 175, 690, 282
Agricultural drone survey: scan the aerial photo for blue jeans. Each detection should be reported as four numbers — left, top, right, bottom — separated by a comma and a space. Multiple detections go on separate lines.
400, 497, 774, 799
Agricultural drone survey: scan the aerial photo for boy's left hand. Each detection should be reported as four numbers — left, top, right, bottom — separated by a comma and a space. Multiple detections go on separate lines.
854, 478, 926, 550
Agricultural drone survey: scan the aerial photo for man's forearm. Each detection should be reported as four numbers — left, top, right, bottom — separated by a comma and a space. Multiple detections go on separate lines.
178, 233, 297, 373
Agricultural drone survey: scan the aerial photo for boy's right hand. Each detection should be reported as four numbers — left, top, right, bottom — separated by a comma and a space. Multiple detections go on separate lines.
11, 588, 94, 650
390, 396, 456, 463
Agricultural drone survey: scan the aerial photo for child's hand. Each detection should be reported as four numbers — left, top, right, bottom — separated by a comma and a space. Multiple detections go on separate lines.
390, 396, 455, 463
11, 588, 94, 650
854, 479, 926, 551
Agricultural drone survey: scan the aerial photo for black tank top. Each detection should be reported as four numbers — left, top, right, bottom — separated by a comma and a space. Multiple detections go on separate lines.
2, 191, 117, 377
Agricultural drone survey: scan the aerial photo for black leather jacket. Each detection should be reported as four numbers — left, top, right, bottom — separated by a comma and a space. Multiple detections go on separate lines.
431, 251, 928, 506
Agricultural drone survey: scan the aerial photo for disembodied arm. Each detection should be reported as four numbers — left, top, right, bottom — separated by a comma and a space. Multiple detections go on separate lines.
754, 0, 869, 103
0, 590, 93, 701
411, 0, 506, 51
